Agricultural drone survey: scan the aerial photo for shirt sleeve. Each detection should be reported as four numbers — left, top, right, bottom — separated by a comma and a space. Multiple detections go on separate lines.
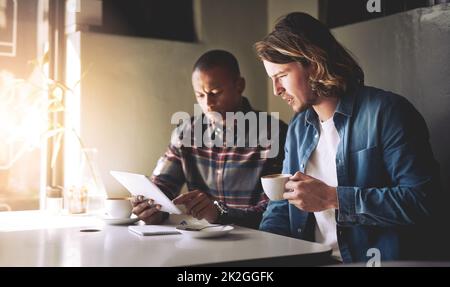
216, 119, 289, 229
259, 122, 291, 235
151, 142, 186, 201
259, 200, 291, 236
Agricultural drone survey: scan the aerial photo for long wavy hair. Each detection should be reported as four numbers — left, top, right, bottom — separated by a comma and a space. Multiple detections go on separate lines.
255, 12, 364, 98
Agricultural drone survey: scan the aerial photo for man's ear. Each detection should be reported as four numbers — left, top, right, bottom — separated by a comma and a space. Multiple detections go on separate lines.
236, 77, 246, 94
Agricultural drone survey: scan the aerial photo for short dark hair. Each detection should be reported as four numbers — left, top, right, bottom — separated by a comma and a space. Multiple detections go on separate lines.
255, 12, 364, 98
193, 50, 241, 79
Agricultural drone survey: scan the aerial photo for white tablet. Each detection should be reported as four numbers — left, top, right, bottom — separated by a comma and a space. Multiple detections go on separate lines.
110, 170, 182, 214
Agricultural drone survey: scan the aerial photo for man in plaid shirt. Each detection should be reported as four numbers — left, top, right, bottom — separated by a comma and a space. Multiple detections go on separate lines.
132, 50, 287, 228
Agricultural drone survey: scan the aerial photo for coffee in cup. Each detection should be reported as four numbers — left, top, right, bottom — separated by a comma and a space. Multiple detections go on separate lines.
105, 197, 132, 219
261, 174, 292, 201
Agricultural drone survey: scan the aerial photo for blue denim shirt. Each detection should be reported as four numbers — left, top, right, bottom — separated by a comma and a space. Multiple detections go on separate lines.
260, 86, 441, 263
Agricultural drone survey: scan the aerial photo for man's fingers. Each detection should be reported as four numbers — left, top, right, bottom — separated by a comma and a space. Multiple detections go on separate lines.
132, 199, 154, 215
290, 171, 310, 181
185, 193, 207, 214
285, 180, 299, 191
286, 175, 313, 191
173, 190, 201, 204
138, 205, 161, 220
285, 172, 311, 191
191, 199, 210, 218
131, 195, 153, 206
131, 195, 144, 206
195, 204, 212, 220
132, 200, 149, 215
283, 190, 297, 200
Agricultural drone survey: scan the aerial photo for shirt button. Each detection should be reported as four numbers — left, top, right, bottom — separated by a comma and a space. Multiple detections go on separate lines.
297, 228, 302, 233
300, 164, 304, 169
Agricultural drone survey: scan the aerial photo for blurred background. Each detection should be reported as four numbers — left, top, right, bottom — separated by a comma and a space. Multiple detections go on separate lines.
0, 0, 449, 211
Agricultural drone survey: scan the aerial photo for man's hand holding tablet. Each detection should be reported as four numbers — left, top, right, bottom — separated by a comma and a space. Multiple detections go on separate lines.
131, 195, 167, 225
110, 171, 183, 224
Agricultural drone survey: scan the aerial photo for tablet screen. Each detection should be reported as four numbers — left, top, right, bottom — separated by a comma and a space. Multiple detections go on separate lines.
110, 170, 183, 214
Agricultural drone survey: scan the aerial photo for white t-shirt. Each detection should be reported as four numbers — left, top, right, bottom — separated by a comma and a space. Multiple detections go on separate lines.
305, 117, 341, 260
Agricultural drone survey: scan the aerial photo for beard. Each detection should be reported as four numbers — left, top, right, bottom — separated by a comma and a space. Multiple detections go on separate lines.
291, 94, 317, 113
293, 103, 310, 113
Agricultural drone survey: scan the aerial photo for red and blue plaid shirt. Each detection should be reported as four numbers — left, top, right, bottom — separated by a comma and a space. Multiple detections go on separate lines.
151, 98, 287, 228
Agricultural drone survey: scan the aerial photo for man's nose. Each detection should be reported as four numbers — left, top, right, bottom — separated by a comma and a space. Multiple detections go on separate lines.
206, 94, 215, 107
273, 79, 284, 97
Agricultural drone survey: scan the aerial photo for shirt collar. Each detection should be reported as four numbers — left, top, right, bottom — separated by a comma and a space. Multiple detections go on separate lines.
304, 86, 359, 127
334, 86, 358, 117
238, 97, 253, 113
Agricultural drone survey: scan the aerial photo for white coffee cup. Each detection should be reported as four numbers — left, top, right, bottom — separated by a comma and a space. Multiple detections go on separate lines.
261, 174, 292, 201
105, 198, 132, 219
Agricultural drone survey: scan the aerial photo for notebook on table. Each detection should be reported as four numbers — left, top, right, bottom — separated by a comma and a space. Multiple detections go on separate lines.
128, 225, 181, 236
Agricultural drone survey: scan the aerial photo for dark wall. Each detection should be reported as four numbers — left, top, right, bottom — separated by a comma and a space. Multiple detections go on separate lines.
333, 4, 450, 194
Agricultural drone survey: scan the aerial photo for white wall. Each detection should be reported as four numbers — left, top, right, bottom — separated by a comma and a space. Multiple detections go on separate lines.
78, 0, 268, 196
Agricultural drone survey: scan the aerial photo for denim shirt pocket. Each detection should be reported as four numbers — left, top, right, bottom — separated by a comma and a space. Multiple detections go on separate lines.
348, 146, 385, 187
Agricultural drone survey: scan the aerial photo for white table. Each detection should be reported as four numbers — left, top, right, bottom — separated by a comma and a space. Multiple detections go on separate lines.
0, 211, 331, 267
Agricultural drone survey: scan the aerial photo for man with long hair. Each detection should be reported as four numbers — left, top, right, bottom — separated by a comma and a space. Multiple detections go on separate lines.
255, 12, 442, 263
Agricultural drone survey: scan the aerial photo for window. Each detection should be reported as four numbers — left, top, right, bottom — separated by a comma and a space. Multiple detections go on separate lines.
0, 0, 47, 211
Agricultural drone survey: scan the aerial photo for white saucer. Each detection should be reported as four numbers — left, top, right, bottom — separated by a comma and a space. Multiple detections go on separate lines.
175, 225, 234, 238
103, 216, 140, 225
